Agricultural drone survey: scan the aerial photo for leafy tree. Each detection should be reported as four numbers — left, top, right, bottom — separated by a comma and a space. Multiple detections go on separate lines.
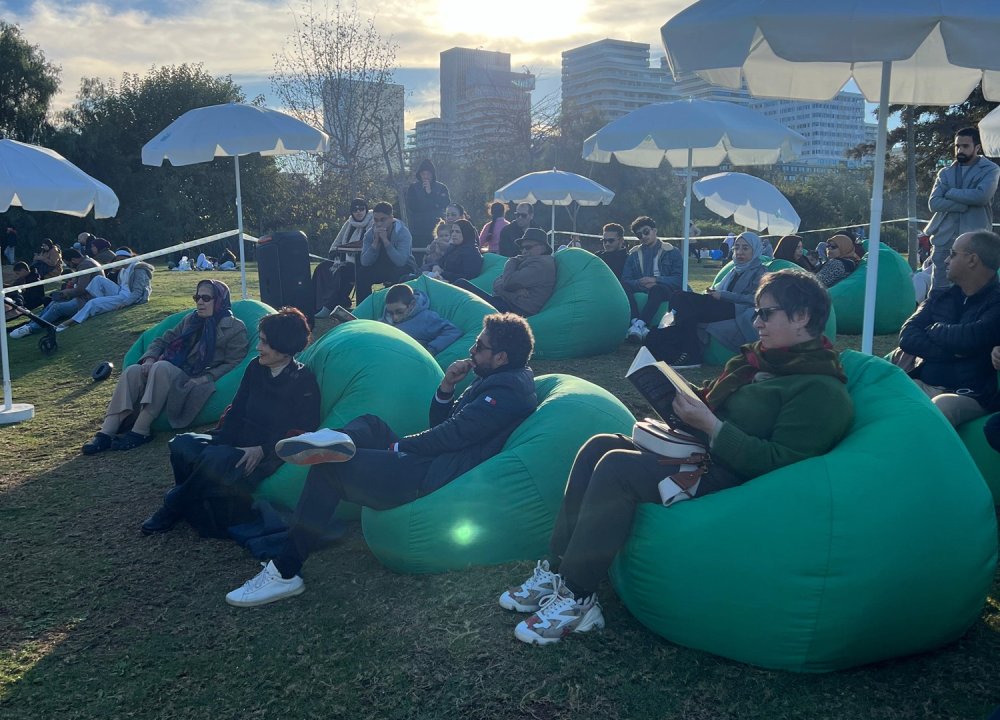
0, 21, 60, 142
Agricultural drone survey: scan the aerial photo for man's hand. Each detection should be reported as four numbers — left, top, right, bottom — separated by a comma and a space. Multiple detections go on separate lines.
235, 446, 264, 476
992, 346, 1000, 370
639, 277, 657, 289
708, 290, 721, 300
140, 357, 156, 377
440, 359, 473, 395
672, 391, 721, 437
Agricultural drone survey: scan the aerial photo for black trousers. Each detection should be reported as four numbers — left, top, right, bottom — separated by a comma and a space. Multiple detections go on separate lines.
355, 253, 412, 302
644, 291, 735, 363
312, 260, 355, 310
274, 415, 434, 578
452, 278, 524, 315
636, 284, 676, 325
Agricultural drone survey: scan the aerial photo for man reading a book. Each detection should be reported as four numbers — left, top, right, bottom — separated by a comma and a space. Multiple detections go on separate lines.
498, 270, 853, 645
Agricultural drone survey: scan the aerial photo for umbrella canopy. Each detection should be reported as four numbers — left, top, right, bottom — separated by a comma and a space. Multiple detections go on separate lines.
582, 99, 803, 286
0, 139, 119, 218
977, 106, 1000, 156
142, 103, 329, 298
693, 172, 800, 235
662, 0, 1000, 352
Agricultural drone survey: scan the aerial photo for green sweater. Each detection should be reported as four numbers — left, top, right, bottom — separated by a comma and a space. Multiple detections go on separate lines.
710, 373, 853, 481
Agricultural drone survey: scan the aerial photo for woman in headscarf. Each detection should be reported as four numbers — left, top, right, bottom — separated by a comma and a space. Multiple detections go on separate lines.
140, 307, 321, 537
644, 231, 767, 367
773, 234, 816, 272
431, 219, 484, 282
500, 271, 853, 645
815, 234, 862, 288
82, 279, 249, 454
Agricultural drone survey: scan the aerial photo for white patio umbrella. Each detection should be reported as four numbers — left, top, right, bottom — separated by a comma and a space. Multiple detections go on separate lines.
662, 0, 1000, 353
0, 140, 120, 425
582, 99, 803, 287
693, 172, 800, 236
976, 106, 1000, 156
494, 168, 615, 247
142, 103, 329, 299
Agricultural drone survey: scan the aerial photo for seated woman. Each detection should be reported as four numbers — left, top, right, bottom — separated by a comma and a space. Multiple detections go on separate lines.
643, 232, 765, 368
427, 219, 483, 282
419, 220, 451, 274
773, 234, 816, 272
31, 238, 63, 279
479, 201, 509, 254
141, 308, 321, 535
314, 198, 373, 317
81, 280, 249, 454
815, 234, 861, 288
498, 270, 853, 645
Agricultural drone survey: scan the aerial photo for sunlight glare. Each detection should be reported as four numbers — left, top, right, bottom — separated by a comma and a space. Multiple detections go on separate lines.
436, 0, 590, 44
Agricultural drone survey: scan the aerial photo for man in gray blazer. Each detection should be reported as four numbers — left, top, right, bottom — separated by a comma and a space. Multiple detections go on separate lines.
925, 127, 1000, 289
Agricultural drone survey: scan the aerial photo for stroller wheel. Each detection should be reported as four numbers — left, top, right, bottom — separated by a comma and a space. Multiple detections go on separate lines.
38, 335, 58, 356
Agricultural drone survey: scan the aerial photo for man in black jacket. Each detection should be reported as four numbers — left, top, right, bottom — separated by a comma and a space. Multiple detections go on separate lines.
893, 230, 1000, 426
498, 203, 542, 257
405, 159, 450, 247
227, 313, 538, 607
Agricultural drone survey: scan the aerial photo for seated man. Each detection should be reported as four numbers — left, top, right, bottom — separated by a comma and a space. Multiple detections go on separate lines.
498, 203, 541, 257
55, 249, 154, 332
596, 223, 627, 281
891, 230, 1000, 426
9, 251, 105, 336
452, 228, 556, 317
3, 263, 43, 322
226, 313, 539, 607
381, 283, 462, 356
356, 201, 417, 303
622, 216, 683, 342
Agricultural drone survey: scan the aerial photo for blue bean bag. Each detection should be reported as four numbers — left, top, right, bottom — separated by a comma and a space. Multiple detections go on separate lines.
122, 299, 273, 431
361, 374, 636, 573
466, 248, 630, 359
609, 351, 998, 672
828, 243, 915, 335
254, 320, 444, 513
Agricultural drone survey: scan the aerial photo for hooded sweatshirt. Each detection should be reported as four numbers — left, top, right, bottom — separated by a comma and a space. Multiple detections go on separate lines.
405, 159, 451, 243
381, 289, 462, 356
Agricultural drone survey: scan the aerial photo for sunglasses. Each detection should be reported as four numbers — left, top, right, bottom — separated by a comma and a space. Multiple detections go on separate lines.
948, 248, 972, 258
636, 228, 654, 238
602, 238, 619, 244
752, 305, 783, 323
473, 338, 493, 353
515, 212, 530, 219
192, 294, 215, 303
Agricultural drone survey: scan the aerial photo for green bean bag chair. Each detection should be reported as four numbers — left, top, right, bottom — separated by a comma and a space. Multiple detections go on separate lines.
828, 242, 915, 335
957, 407, 1000, 504
122, 299, 273, 431
354, 275, 493, 381
468, 252, 508, 292
361, 374, 636, 573
609, 351, 998, 672
465, 248, 631, 359
254, 320, 444, 512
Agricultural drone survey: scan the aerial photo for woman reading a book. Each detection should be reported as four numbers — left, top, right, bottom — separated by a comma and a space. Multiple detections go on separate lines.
499, 270, 853, 646
644, 232, 766, 368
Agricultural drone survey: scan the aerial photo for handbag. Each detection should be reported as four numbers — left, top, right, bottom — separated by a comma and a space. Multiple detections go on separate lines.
632, 418, 709, 507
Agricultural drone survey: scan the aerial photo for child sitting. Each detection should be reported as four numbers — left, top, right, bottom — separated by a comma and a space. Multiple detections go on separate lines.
380, 283, 462, 356
420, 220, 451, 273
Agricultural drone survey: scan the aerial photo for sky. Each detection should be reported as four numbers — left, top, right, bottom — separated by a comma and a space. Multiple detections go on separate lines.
3, 0, 694, 132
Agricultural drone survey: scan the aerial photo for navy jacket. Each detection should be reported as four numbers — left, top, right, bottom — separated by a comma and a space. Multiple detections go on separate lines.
397, 365, 537, 493
899, 276, 1000, 406
438, 241, 484, 282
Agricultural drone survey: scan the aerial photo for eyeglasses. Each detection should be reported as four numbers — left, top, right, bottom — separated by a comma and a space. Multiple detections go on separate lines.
192, 294, 215, 303
473, 338, 493, 353
752, 305, 783, 323
602, 237, 619, 244
948, 248, 972, 258
515, 212, 530, 219
636, 228, 654, 238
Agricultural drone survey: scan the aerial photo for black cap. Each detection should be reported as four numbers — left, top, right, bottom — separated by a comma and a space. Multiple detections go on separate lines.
516, 227, 550, 253
350, 198, 368, 212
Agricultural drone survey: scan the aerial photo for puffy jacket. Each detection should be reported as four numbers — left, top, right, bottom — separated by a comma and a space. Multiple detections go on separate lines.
492, 255, 556, 316
382, 289, 462, 356
397, 364, 537, 494
899, 275, 1000, 406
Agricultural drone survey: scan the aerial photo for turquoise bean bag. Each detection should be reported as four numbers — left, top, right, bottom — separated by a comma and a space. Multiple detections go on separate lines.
609, 351, 998, 672
361, 374, 636, 573
122, 299, 272, 431
828, 242, 915, 335
465, 248, 630, 359
254, 320, 444, 512
957, 417, 1000, 504
354, 274, 494, 381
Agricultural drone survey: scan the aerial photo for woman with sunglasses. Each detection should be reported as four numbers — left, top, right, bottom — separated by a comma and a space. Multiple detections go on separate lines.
644, 232, 766, 368
314, 198, 373, 317
82, 279, 249, 454
815, 234, 862, 288
500, 270, 853, 645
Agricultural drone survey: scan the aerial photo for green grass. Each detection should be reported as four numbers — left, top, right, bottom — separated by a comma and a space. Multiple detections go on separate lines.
1, 263, 997, 720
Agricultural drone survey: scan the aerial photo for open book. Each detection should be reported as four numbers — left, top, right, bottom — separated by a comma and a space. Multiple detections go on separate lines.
330, 305, 357, 324
626, 346, 707, 440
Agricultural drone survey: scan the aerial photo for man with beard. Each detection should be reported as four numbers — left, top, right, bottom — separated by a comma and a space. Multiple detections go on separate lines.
925, 127, 1000, 289
226, 313, 538, 607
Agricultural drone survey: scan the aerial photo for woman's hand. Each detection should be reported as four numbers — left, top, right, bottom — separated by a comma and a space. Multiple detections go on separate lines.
236, 446, 264, 476
672, 391, 721, 437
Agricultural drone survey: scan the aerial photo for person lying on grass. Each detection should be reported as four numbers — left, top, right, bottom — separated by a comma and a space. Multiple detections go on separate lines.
82, 279, 248, 454
225, 312, 538, 607
381, 283, 462, 356
499, 270, 854, 645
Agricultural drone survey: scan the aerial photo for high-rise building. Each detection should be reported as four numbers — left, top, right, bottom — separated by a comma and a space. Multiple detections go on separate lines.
322, 78, 405, 173
561, 39, 677, 120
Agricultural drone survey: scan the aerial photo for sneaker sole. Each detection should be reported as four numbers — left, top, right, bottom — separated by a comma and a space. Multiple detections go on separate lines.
513, 610, 605, 645
498, 591, 544, 613
225, 583, 305, 608
275, 440, 356, 465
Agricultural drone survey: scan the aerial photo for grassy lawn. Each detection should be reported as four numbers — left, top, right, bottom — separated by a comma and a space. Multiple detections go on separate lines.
1, 262, 998, 720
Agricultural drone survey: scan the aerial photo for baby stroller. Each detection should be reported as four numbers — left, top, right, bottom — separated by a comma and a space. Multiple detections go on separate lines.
3, 295, 58, 356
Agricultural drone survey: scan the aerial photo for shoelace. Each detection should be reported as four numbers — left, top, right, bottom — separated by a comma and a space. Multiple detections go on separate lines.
243, 565, 274, 593
535, 584, 576, 623
522, 562, 553, 592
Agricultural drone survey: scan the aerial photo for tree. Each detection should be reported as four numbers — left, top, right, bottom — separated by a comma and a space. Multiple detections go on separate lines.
0, 22, 60, 143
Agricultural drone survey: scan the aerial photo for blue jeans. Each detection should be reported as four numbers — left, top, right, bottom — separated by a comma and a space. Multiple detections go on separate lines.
25, 297, 79, 332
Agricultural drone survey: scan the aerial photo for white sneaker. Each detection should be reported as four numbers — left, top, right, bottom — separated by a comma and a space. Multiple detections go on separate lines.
514, 579, 605, 645
626, 319, 646, 343
225, 560, 304, 607
55, 323, 69, 333
9, 325, 33, 339
275, 428, 356, 465
499, 560, 559, 612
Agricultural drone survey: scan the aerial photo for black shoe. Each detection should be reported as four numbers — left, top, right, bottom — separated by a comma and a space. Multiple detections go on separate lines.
141, 507, 181, 535
112, 430, 153, 451
82, 432, 113, 455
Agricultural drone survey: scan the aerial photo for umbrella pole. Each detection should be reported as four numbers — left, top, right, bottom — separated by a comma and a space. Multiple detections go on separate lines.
551, 204, 556, 250
0, 270, 35, 424
861, 61, 891, 354
235, 155, 248, 300
682, 148, 693, 289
